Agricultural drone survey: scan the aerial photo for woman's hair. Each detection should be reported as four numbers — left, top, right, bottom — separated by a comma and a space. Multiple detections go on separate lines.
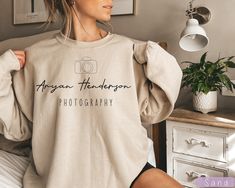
44, 0, 73, 37
43, 0, 113, 38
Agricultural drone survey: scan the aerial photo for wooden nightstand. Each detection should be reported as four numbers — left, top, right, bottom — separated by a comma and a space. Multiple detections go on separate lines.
166, 107, 235, 188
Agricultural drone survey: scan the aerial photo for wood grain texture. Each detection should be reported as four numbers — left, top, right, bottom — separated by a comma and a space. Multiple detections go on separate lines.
168, 106, 235, 129
152, 122, 166, 171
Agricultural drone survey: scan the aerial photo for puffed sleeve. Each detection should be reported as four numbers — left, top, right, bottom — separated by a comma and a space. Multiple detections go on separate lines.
133, 41, 182, 125
0, 49, 33, 141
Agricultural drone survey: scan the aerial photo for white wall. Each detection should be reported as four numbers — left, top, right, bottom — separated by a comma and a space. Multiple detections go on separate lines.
0, 0, 59, 41
110, 0, 235, 108
111, 0, 235, 68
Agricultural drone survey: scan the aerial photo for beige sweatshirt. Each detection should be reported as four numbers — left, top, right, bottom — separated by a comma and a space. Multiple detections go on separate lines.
0, 32, 182, 188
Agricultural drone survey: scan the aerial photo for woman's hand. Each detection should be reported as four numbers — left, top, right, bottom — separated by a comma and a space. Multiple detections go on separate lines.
13, 50, 26, 69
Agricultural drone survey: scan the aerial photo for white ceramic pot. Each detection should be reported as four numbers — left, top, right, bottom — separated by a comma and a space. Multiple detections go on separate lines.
193, 91, 217, 114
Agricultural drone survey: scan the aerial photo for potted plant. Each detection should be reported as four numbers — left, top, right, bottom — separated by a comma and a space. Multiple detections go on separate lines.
181, 52, 235, 113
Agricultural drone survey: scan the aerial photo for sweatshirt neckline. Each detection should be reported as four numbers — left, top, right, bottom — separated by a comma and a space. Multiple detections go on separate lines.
56, 31, 114, 48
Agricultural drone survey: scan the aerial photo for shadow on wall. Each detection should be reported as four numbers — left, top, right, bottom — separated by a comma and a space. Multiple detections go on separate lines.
175, 88, 192, 108
176, 87, 235, 110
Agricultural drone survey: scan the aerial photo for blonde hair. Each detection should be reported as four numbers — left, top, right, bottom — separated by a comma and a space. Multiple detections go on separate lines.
43, 0, 113, 38
44, 0, 73, 38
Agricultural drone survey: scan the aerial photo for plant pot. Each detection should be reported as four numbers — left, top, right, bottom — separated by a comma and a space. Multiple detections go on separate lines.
193, 91, 217, 114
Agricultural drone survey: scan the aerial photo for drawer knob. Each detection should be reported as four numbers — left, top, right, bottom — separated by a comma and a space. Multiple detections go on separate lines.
185, 138, 210, 147
186, 171, 207, 180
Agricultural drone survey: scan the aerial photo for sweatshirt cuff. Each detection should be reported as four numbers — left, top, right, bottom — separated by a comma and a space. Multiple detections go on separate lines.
0, 49, 21, 74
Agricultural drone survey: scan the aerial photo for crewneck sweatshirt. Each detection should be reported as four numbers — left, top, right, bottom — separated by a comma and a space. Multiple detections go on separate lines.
0, 32, 182, 188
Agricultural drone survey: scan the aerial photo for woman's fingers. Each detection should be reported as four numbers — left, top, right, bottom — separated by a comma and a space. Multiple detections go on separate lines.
13, 50, 26, 68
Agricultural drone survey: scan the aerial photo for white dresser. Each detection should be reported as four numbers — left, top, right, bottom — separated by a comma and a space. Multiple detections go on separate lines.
166, 107, 235, 188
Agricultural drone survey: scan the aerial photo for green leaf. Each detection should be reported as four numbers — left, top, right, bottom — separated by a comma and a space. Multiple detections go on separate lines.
215, 57, 227, 64
219, 75, 233, 91
181, 52, 235, 94
232, 83, 235, 89
207, 64, 216, 75
224, 61, 235, 68
228, 56, 235, 61
202, 85, 210, 94
200, 52, 208, 65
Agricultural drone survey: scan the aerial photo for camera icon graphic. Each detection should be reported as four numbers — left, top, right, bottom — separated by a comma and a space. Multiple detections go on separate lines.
75, 57, 97, 74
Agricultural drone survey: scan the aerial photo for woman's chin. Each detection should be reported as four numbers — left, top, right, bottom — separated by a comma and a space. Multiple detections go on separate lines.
102, 17, 111, 22
100, 14, 111, 22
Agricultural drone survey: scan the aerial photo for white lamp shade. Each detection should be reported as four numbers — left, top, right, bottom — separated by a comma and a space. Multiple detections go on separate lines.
179, 18, 209, 52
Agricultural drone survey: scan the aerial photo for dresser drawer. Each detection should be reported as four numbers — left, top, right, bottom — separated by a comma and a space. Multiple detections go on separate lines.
172, 125, 227, 162
173, 158, 228, 188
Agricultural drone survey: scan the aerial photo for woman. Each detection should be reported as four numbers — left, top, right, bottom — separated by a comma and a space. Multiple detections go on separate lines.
0, 0, 183, 187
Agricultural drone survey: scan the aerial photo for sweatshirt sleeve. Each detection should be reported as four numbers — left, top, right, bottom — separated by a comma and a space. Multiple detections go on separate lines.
0, 49, 33, 141
133, 41, 182, 125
